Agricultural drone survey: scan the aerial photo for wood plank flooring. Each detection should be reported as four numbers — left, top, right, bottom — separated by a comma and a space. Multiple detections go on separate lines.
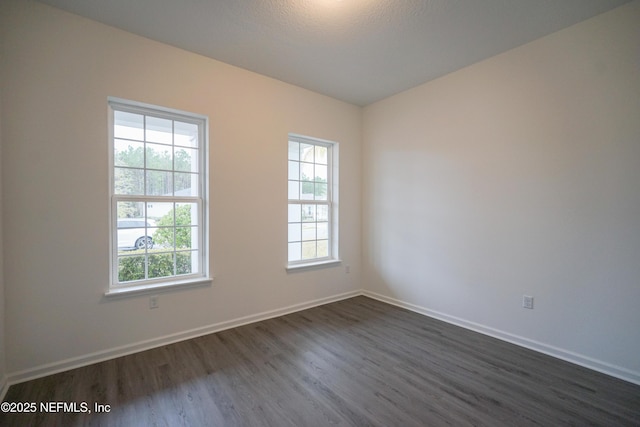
2, 296, 639, 426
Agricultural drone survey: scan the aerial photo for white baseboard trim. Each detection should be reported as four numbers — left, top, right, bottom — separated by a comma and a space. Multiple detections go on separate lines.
7, 290, 361, 387
0, 375, 8, 402
362, 290, 640, 386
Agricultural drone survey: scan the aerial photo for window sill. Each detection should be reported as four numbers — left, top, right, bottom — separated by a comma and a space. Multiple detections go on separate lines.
286, 259, 342, 272
104, 277, 213, 298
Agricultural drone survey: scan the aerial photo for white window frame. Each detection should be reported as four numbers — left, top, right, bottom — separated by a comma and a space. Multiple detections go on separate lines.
287, 133, 340, 270
106, 97, 210, 296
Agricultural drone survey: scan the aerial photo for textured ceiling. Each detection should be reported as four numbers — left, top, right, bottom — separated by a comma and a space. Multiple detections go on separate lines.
36, 0, 632, 106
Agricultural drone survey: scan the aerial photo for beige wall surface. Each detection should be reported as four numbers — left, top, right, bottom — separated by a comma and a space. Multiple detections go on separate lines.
363, 1, 640, 379
0, 0, 361, 375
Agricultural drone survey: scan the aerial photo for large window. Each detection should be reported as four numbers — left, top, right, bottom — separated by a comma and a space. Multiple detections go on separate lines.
109, 98, 208, 291
287, 134, 338, 266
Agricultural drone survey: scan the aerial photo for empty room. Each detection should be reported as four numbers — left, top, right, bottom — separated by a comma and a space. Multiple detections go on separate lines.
1, 0, 639, 425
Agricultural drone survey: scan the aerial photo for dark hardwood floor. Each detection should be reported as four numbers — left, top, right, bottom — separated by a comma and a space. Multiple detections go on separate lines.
2, 296, 639, 426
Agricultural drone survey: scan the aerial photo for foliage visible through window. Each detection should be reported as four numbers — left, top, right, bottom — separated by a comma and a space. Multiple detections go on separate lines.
288, 135, 335, 264
110, 99, 207, 287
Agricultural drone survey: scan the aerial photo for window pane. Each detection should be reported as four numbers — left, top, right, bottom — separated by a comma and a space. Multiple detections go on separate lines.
140, 235, 154, 251
288, 223, 301, 242
300, 182, 314, 200
176, 251, 194, 274
317, 240, 329, 257
146, 170, 172, 195
147, 202, 173, 223
175, 147, 197, 172
315, 146, 328, 165
288, 204, 301, 223
117, 227, 148, 251
146, 116, 173, 144
189, 228, 200, 251
175, 227, 194, 249
300, 163, 314, 181
114, 139, 144, 168
288, 161, 299, 180
302, 223, 316, 241
176, 203, 197, 226
317, 205, 329, 221
175, 172, 197, 196
288, 242, 301, 261
315, 164, 327, 182
116, 202, 151, 251
150, 227, 173, 249
288, 181, 299, 199
148, 253, 175, 278
300, 143, 314, 162
115, 167, 144, 195
118, 255, 146, 282
146, 143, 173, 171
317, 222, 328, 240
148, 202, 174, 248
302, 205, 316, 222
114, 111, 143, 140
301, 241, 316, 259
315, 183, 328, 201
288, 141, 299, 161
174, 121, 198, 147
116, 201, 145, 220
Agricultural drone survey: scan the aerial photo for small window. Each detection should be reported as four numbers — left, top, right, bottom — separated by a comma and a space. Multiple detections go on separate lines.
109, 98, 209, 291
287, 134, 338, 266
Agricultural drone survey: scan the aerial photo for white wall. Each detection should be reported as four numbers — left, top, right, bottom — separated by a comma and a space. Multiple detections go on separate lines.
363, 1, 640, 382
0, 0, 361, 376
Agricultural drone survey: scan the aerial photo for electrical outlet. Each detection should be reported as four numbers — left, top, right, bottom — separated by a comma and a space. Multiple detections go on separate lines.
345, 265, 351, 274
149, 295, 159, 309
522, 295, 534, 309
